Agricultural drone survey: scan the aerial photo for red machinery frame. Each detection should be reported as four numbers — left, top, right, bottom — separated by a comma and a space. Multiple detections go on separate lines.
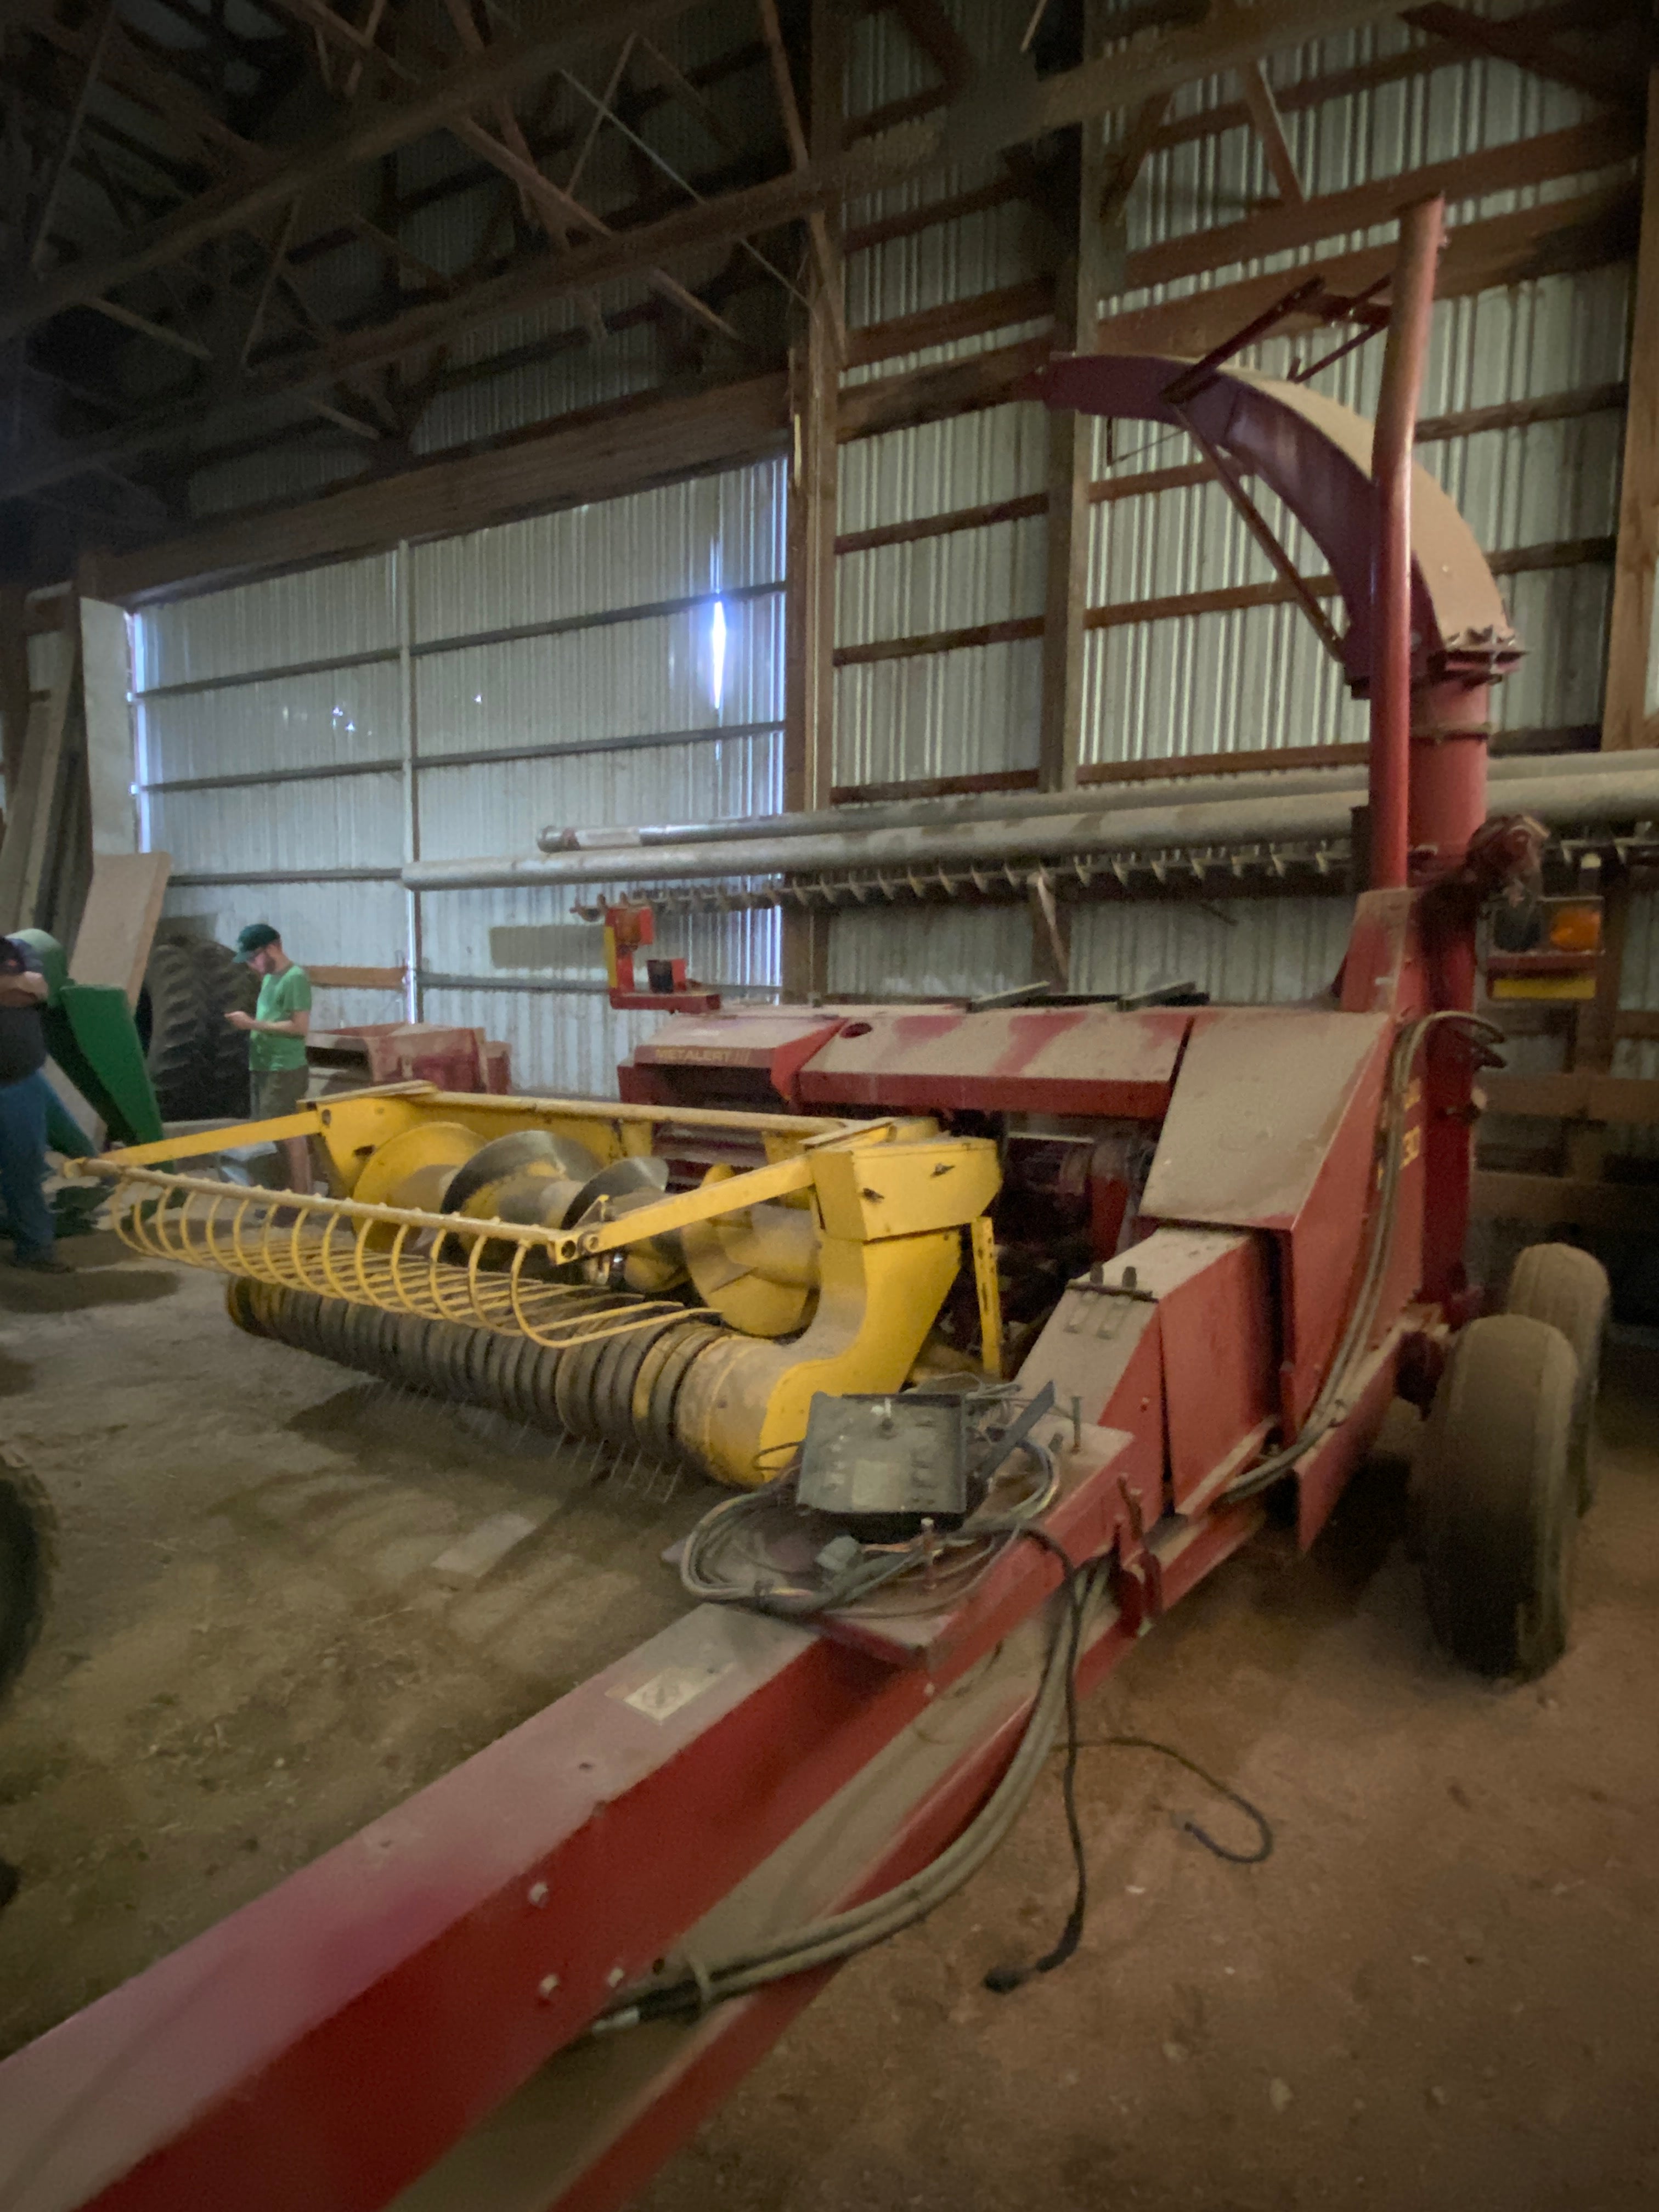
0, 199, 1525, 2212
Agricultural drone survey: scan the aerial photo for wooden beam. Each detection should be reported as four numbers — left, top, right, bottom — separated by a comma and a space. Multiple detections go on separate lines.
1080, 535, 1613, 633
1401, 2, 1639, 111
836, 490, 1047, 557
1471, 1170, 1659, 1230
1038, 14, 1104, 805
890, 0, 976, 95
1098, 94, 1173, 230
86, 295, 213, 361
26, 0, 117, 269
834, 615, 1045, 668
298, 0, 738, 347
1, 0, 1419, 467
843, 174, 1023, 258
307, 963, 407, 989
93, 374, 790, 604
1603, 71, 1659, 749
759, 0, 844, 362
1123, 117, 1636, 294
781, 0, 841, 1000
1238, 58, 1303, 205
1147, 0, 1635, 156
837, 335, 1052, 441
830, 768, 1041, 806
846, 279, 1054, 368
1094, 182, 1638, 359
834, 388, 1626, 560
0, 0, 710, 346
1077, 741, 1369, 786
0, 589, 32, 808
1482, 1069, 1659, 1124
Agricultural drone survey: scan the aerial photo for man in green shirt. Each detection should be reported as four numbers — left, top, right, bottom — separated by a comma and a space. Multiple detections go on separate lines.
227, 923, 313, 1192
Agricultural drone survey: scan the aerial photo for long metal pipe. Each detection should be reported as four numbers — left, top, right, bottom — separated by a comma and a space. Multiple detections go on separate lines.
407, 761, 1659, 892
535, 747, 1635, 858
1370, 194, 1447, 890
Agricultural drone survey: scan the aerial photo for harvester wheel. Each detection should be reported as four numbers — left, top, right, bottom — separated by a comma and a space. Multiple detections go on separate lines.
1505, 1243, 1609, 1514
137, 938, 257, 1121
0, 1451, 55, 1705
1419, 1314, 1577, 1680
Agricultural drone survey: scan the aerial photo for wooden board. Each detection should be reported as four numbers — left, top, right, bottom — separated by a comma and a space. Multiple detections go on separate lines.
0, 646, 76, 935
71, 850, 172, 1003
1471, 1170, 1659, 1231
306, 964, 406, 990
1481, 1071, 1659, 1124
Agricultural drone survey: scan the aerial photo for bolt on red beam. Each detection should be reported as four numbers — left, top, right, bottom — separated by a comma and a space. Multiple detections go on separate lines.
1368, 195, 1446, 892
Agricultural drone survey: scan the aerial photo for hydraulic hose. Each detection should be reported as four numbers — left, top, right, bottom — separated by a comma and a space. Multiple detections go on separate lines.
592, 1543, 1101, 2032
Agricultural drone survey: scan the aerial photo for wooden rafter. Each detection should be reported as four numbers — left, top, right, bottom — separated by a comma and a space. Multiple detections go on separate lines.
1401, 1, 1641, 110
1238, 57, 1304, 206
758, 0, 844, 360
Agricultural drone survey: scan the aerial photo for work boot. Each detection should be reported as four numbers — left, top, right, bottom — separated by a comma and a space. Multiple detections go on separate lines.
7, 1250, 71, 1274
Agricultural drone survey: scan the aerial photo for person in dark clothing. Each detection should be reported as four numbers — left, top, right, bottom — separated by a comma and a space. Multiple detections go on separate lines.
0, 938, 65, 1272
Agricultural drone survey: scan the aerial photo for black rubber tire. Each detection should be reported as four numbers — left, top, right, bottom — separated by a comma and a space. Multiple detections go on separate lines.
0, 1453, 55, 1706
137, 938, 258, 1121
1419, 1314, 1579, 1680
1505, 1243, 1609, 1515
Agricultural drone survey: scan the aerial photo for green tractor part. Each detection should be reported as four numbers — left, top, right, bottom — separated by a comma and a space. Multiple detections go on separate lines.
9, 930, 165, 1240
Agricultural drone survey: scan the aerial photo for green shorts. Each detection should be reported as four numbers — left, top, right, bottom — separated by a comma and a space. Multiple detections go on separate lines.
251, 1065, 310, 1121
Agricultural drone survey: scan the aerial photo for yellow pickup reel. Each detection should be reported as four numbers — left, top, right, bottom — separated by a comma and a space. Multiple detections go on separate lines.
86, 1086, 1001, 1488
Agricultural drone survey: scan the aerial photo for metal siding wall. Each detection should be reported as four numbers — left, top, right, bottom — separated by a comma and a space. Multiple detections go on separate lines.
1082, 14, 1632, 771
836, 401, 1048, 786
138, 554, 397, 686
827, 904, 1035, 1002
136, 461, 785, 1085
136, 552, 408, 1026
416, 734, 781, 862
1069, 895, 1353, 1003
143, 4, 1638, 1030
407, 459, 786, 1083
141, 665, 402, 782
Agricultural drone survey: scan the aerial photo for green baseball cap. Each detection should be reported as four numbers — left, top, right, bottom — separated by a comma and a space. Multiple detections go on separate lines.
234, 922, 281, 963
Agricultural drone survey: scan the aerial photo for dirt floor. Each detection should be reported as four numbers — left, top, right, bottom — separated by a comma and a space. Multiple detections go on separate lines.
2, 1237, 1658, 2210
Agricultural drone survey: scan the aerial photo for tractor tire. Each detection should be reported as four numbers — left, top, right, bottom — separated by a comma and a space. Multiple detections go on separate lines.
137, 938, 257, 1121
1419, 1314, 1578, 1681
0, 1451, 55, 1706
1505, 1243, 1609, 1515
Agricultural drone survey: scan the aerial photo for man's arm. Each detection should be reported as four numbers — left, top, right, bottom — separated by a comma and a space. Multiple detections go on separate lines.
0, 972, 47, 1009
227, 1008, 311, 1036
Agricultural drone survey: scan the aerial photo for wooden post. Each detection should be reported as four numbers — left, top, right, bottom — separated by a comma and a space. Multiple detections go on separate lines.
781, 0, 842, 1002
0, 586, 31, 815
1032, 7, 1105, 986
1603, 67, 1659, 751
79, 592, 138, 855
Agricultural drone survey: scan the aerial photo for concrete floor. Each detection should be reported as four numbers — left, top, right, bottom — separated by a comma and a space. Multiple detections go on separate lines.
2, 1237, 1658, 2210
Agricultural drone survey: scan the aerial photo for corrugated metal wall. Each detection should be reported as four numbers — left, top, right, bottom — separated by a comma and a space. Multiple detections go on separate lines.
134, 462, 786, 1091
830, 1, 1634, 1002
129, 1, 1644, 1049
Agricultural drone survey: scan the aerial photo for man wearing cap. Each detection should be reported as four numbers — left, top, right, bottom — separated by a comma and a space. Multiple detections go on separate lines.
227, 924, 313, 1192
0, 935, 67, 1272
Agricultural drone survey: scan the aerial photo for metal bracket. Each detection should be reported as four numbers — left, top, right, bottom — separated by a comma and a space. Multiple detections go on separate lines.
1114, 1471, 1166, 1632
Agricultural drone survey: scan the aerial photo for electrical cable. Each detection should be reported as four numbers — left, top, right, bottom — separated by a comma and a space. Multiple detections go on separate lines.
981, 1524, 1090, 1993
592, 1536, 1102, 2035
678, 1389, 1061, 1621
1076, 1735, 1273, 1866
